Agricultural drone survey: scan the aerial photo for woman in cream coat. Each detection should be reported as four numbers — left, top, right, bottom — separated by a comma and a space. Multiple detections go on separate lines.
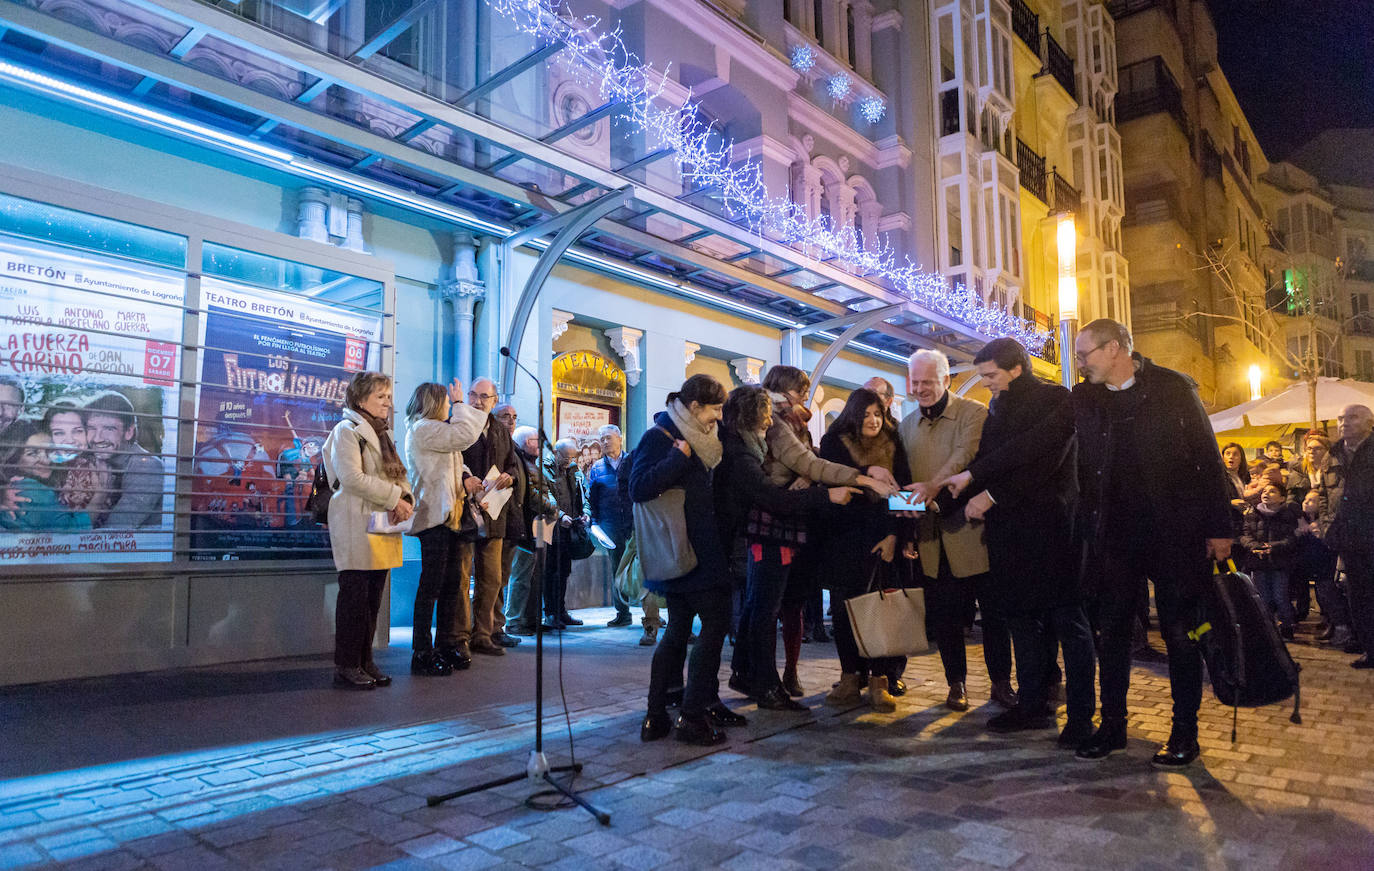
403, 379, 486, 676
323, 371, 414, 690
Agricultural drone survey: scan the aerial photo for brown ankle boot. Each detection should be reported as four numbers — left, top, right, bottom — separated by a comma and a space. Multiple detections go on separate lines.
868, 675, 897, 712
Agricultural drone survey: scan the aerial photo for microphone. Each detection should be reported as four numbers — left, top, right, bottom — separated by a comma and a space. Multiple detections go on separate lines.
499, 346, 512, 357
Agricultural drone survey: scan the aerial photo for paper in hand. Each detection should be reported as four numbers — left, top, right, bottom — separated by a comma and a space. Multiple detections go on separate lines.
479, 465, 513, 518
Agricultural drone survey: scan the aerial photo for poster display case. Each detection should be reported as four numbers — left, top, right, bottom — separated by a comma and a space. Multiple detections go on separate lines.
551, 350, 624, 472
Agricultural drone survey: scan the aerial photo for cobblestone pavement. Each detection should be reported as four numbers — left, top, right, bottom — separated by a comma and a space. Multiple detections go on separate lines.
1, 609, 1371, 870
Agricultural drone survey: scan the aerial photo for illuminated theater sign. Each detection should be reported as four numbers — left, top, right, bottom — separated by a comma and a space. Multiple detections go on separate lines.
552, 350, 625, 471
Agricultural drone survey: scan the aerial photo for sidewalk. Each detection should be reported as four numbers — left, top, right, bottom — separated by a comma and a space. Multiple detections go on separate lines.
1, 609, 1371, 870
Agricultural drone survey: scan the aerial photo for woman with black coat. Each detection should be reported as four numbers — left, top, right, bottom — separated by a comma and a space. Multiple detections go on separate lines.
817, 388, 912, 711
631, 374, 735, 746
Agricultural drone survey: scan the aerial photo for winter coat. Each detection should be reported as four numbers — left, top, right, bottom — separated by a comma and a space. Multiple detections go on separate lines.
1329, 436, 1374, 559
816, 428, 912, 597
514, 447, 558, 546
459, 415, 522, 540
715, 428, 832, 551
588, 453, 633, 542
323, 408, 412, 572
898, 393, 990, 579
1287, 456, 1344, 536
629, 411, 727, 592
1241, 503, 1301, 572
962, 373, 1080, 614
762, 394, 860, 489
403, 406, 486, 536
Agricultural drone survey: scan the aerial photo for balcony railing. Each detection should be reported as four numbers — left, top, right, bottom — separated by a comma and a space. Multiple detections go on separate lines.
1346, 259, 1374, 282
1049, 169, 1080, 213
1016, 139, 1047, 202
1041, 32, 1076, 97
1351, 314, 1374, 337
940, 89, 961, 137
1010, 0, 1040, 53
1117, 57, 1189, 133
1105, 0, 1177, 19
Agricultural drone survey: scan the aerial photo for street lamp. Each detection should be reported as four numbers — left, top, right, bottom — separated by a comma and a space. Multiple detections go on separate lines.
1056, 213, 1078, 387
1248, 363, 1263, 401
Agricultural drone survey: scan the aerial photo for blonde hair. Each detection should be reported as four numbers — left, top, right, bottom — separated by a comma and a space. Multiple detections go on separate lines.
405, 382, 449, 422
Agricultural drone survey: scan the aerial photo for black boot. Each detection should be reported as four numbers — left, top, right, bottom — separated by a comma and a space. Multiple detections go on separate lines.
1075, 717, 1128, 760
1151, 723, 1200, 767
1057, 718, 1095, 749
674, 713, 727, 746
640, 709, 672, 742
706, 703, 748, 728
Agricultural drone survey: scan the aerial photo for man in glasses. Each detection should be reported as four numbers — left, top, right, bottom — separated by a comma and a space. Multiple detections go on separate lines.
1069, 319, 1232, 766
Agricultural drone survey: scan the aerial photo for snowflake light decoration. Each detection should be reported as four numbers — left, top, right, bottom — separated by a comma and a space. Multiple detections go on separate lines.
827, 73, 852, 101
790, 44, 815, 73
484, 0, 1051, 354
859, 96, 886, 123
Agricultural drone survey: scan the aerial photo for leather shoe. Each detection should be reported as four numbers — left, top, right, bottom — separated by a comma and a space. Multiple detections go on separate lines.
470, 638, 506, 657
755, 687, 809, 712
607, 613, 633, 628
986, 706, 1054, 733
727, 671, 750, 695
889, 678, 907, 697
1351, 655, 1374, 669
437, 643, 472, 671
706, 703, 748, 728
1151, 731, 1200, 767
674, 714, 727, 746
781, 669, 804, 698
1345, 640, 1367, 654
492, 632, 522, 648
640, 709, 672, 742
559, 611, 584, 626
410, 651, 452, 677
506, 623, 536, 637
945, 682, 969, 712
361, 662, 391, 687
1075, 719, 1128, 760
541, 617, 566, 631
990, 679, 1018, 709
333, 667, 376, 690
1057, 719, 1095, 749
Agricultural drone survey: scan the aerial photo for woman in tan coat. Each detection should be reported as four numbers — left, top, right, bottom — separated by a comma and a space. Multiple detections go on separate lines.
323, 371, 413, 690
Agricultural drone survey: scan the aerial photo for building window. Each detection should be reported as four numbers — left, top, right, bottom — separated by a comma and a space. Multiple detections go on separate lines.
846, 4, 857, 66
814, 0, 826, 45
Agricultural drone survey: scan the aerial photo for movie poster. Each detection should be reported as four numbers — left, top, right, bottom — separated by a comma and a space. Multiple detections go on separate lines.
0, 238, 183, 564
190, 278, 382, 560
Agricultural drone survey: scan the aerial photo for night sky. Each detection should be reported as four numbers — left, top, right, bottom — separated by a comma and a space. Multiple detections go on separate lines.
1208, 0, 1374, 160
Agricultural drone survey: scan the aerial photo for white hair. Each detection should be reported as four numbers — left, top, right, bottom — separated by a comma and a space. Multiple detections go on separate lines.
512, 426, 539, 449
596, 424, 622, 438
908, 349, 950, 380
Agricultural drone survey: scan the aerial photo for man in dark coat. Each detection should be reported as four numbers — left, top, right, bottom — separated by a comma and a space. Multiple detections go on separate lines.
588, 424, 635, 628
1069, 319, 1232, 767
458, 378, 521, 655
1328, 404, 1374, 667
944, 338, 1095, 746
492, 404, 524, 647
543, 438, 590, 629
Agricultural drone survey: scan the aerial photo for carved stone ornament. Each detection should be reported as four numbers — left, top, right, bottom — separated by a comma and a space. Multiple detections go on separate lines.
605, 326, 644, 387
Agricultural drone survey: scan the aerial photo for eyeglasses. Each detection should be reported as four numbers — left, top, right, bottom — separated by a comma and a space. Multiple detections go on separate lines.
469, 391, 497, 401
1073, 341, 1110, 365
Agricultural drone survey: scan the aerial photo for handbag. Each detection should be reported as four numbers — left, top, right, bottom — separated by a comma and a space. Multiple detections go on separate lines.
367, 510, 413, 535
615, 534, 645, 603
845, 560, 929, 659
567, 521, 595, 560
632, 487, 697, 579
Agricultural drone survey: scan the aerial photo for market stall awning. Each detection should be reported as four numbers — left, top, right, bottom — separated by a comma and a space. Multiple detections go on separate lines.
1209, 377, 1374, 431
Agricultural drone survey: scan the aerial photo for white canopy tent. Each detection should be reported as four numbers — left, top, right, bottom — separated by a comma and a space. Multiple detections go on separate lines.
1209, 377, 1374, 432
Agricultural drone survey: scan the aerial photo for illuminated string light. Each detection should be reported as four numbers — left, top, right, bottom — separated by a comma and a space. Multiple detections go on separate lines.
486, 0, 1050, 353
827, 73, 852, 101
790, 44, 816, 73
859, 96, 886, 123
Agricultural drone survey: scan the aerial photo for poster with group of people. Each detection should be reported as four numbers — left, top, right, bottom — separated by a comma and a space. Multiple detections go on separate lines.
189, 278, 382, 560
0, 238, 182, 564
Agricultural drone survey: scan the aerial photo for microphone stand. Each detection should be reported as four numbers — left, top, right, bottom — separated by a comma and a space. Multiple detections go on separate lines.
427, 348, 609, 826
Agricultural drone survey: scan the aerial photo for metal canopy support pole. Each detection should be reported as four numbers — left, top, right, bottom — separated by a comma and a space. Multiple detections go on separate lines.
805, 304, 907, 403
499, 186, 634, 399
781, 328, 802, 367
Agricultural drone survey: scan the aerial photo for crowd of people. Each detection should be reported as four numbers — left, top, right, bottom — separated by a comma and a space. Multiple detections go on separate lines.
321, 317, 1374, 769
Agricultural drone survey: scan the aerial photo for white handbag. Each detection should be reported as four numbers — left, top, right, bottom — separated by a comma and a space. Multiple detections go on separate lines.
845, 562, 930, 659
367, 511, 413, 535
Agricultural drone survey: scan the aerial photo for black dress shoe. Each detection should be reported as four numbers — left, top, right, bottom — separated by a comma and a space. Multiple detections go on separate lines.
410, 651, 453, 677
541, 617, 566, 631
889, 678, 907, 697
470, 638, 506, 657
333, 667, 377, 690
1057, 719, 1095, 749
506, 623, 536, 637
990, 680, 1018, 709
755, 687, 808, 712
1351, 655, 1374, 669
607, 613, 634, 628
361, 662, 392, 687
559, 612, 584, 626
945, 682, 970, 712
727, 671, 750, 695
437, 643, 472, 671
707, 703, 748, 728
1075, 719, 1128, 760
492, 632, 522, 648
986, 706, 1055, 733
640, 710, 672, 742
1151, 731, 1200, 767
674, 714, 727, 746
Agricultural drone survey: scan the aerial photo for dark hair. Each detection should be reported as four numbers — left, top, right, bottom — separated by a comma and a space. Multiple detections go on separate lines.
1264, 440, 1283, 453
0, 419, 42, 480
827, 388, 893, 443
667, 373, 726, 408
722, 385, 772, 436
1220, 441, 1249, 484
1260, 480, 1287, 497
761, 364, 810, 397
41, 400, 85, 434
1080, 318, 1133, 353
973, 337, 1032, 375
84, 391, 136, 430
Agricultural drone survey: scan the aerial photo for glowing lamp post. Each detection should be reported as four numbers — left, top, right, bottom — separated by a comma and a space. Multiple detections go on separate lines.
1057, 213, 1078, 387
1248, 364, 1263, 402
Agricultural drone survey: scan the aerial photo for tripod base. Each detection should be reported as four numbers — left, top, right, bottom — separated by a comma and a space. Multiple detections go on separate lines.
426, 755, 609, 826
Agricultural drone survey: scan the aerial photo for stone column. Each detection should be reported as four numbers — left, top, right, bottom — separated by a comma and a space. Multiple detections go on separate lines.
296, 187, 330, 244
441, 231, 486, 386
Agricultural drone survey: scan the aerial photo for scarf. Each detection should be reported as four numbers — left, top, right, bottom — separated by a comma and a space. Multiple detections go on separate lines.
666, 399, 722, 469
920, 392, 949, 421
1255, 501, 1280, 517
740, 429, 767, 463
841, 432, 895, 472
769, 391, 812, 436
357, 408, 407, 482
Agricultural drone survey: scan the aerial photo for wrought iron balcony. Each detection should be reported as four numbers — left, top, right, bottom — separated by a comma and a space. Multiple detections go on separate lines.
1011, 0, 1040, 53
1016, 139, 1047, 202
1117, 57, 1189, 133
1041, 31, 1075, 97
1049, 169, 1080, 213
1105, 0, 1177, 19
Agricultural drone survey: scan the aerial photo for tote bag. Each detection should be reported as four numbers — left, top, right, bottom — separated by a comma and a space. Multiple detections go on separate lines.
846, 561, 929, 659
631, 487, 697, 580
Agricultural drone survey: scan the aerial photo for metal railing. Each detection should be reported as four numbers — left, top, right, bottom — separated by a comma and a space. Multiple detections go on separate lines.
1105, 0, 1177, 19
1050, 169, 1080, 213
1117, 57, 1189, 133
1041, 31, 1076, 97
1016, 138, 1046, 202
1011, 0, 1040, 52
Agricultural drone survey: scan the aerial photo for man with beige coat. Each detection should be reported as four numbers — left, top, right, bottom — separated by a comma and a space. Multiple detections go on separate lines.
898, 349, 1016, 711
